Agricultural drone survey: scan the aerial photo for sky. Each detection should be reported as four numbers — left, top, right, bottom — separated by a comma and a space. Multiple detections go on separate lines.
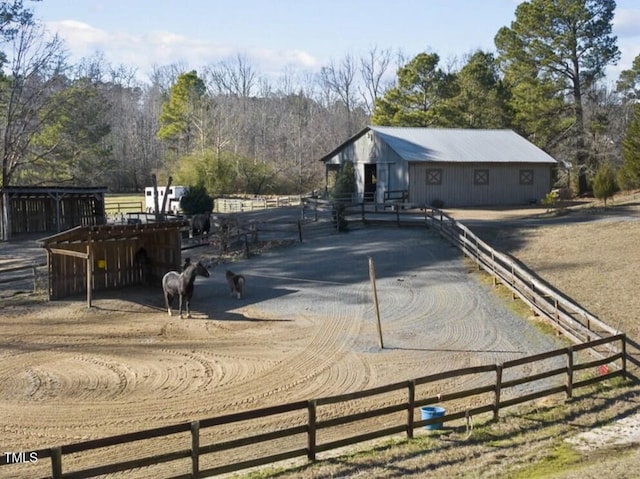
30, 0, 640, 86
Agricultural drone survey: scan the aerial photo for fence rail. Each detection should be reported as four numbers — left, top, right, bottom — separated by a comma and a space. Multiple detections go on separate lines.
214, 196, 302, 213
2, 335, 625, 478
0, 260, 46, 297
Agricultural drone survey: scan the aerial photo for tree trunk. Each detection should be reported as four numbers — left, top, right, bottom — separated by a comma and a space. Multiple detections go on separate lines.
573, 60, 589, 195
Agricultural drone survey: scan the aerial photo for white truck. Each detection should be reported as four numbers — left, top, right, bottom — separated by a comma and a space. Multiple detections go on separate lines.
144, 185, 187, 214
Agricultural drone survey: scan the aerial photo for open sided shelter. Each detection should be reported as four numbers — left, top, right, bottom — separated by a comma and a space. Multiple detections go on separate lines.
40, 222, 187, 306
0, 186, 107, 240
321, 127, 558, 207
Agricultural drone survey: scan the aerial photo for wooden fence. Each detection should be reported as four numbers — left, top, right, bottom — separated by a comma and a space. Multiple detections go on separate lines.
0, 260, 46, 298
0, 335, 626, 479
214, 195, 301, 213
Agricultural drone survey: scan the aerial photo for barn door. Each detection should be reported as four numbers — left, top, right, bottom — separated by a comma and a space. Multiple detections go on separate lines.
364, 164, 377, 202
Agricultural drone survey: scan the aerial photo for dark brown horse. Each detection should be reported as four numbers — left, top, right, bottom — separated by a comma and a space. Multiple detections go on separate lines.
161, 260, 210, 318
190, 213, 211, 238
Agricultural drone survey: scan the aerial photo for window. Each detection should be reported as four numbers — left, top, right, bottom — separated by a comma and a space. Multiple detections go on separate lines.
520, 169, 534, 185
425, 169, 442, 185
474, 169, 489, 185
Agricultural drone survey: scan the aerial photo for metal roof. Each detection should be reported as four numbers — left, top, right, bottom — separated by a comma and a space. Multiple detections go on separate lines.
370, 127, 557, 164
317, 126, 557, 165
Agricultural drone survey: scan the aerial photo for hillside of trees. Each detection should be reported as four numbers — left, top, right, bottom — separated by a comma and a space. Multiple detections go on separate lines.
1, 0, 640, 199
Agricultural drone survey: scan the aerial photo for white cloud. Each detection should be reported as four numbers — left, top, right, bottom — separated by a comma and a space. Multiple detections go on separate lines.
44, 20, 320, 82
613, 8, 640, 38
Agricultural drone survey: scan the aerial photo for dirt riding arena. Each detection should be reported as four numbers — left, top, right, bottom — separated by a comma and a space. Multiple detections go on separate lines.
0, 223, 566, 475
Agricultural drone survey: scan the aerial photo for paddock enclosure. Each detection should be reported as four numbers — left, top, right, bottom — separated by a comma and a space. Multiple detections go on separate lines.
0, 223, 578, 478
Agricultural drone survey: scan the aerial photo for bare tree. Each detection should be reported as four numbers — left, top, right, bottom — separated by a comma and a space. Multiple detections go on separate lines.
0, 20, 66, 238
319, 54, 361, 135
359, 46, 392, 115
206, 53, 257, 97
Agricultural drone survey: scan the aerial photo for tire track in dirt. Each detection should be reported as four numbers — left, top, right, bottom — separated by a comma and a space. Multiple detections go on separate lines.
0, 227, 568, 459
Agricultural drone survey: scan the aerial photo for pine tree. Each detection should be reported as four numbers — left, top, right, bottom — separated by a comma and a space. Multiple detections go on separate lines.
619, 104, 640, 189
495, 0, 620, 195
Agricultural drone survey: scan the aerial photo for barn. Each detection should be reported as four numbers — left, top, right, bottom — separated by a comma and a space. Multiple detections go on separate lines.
321, 126, 558, 207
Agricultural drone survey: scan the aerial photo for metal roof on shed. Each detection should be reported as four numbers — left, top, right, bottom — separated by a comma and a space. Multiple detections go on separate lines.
370, 127, 557, 164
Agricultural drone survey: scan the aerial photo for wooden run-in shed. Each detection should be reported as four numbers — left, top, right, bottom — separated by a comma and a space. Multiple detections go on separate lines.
0, 186, 107, 240
40, 222, 187, 306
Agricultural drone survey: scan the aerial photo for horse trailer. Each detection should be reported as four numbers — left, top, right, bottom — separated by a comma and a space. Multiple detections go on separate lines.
144, 186, 187, 213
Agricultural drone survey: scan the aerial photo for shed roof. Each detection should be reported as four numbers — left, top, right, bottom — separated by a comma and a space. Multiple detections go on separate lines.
1, 185, 108, 196
321, 126, 558, 164
39, 222, 188, 246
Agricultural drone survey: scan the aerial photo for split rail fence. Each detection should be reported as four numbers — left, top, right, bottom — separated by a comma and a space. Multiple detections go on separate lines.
1, 335, 626, 479
0, 260, 46, 298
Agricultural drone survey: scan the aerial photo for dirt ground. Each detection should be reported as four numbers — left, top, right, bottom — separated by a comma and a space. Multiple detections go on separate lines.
1, 195, 639, 478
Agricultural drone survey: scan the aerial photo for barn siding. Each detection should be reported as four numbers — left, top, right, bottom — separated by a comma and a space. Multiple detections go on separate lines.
409, 162, 552, 207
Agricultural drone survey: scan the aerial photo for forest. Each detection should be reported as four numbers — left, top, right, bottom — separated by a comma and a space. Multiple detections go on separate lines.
1, 0, 640, 199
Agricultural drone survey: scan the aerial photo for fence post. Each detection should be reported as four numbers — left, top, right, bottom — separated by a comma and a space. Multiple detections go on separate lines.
407, 380, 416, 439
491, 250, 497, 287
361, 202, 365, 222
191, 420, 200, 476
307, 400, 317, 462
622, 334, 627, 381
297, 219, 303, 243
32, 263, 37, 293
494, 363, 503, 421
566, 346, 574, 399
51, 447, 62, 479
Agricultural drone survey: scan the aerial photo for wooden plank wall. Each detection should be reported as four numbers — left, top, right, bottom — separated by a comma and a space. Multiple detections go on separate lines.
10, 195, 104, 235
10, 197, 56, 234
47, 228, 183, 300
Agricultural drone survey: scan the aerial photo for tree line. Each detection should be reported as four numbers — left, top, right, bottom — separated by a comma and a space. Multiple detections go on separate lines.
1, 0, 640, 201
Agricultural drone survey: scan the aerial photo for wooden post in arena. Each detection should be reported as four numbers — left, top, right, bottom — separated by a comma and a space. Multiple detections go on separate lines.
368, 256, 384, 349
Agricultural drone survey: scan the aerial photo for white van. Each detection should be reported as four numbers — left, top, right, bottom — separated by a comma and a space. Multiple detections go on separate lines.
144, 186, 187, 213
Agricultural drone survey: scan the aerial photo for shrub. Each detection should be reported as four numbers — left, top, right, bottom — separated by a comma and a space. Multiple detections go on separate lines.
180, 183, 213, 215
541, 190, 559, 210
332, 161, 356, 203
592, 163, 618, 208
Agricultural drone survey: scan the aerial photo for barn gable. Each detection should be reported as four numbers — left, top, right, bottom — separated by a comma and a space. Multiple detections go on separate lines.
321, 126, 558, 207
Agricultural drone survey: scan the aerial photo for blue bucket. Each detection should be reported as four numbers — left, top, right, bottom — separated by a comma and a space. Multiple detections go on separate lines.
420, 406, 446, 430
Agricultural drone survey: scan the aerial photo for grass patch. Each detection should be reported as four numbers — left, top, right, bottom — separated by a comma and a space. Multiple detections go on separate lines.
507, 442, 583, 479
104, 193, 145, 214
236, 381, 640, 478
